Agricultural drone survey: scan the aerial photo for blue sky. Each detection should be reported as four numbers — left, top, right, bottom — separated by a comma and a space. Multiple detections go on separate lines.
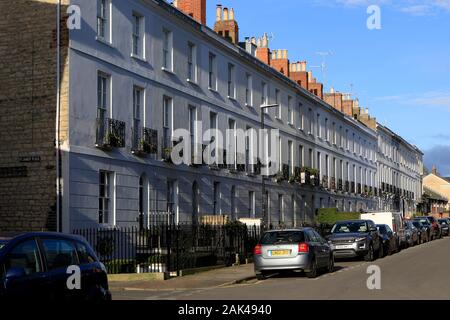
205, 0, 450, 175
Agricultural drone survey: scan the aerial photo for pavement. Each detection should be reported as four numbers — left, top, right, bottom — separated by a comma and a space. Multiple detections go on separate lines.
110, 263, 256, 293
112, 236, 450, 300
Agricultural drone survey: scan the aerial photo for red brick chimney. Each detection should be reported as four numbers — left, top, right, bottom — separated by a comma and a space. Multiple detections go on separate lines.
289, 61, 309, 90
271, 49, 290, 77
255, 33, 271, 65
174, 0, 206, 25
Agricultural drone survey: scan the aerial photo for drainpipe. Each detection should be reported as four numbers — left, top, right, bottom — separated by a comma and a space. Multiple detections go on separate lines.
55, 0, 62, 232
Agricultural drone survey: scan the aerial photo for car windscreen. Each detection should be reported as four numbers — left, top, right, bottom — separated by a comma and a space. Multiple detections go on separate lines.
438, 220, 448, 224
415, 219, 429, 225
260, 231, 305, 245
331, 222, 368, 234
412, 222, 422, 228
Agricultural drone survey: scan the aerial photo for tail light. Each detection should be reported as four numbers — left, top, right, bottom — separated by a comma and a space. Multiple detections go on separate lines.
298, 242, 309, 253
254, 244, 262, 255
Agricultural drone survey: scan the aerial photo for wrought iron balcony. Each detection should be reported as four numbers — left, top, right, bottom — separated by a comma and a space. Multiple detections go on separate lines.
338, 178, 343, 191
345, 180, 350, 192
357, 183, 362, 194
132, 127, 158, 156
96, 118, 126, 149
351, 181, 355, 193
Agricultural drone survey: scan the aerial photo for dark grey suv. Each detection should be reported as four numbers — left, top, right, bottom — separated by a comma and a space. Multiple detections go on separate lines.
327, 220, 382, 261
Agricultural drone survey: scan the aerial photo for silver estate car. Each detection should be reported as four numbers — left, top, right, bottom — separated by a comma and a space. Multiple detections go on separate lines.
254, 228, 334, 280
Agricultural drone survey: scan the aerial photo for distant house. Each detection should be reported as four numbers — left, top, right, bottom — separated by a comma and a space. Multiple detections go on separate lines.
422, 166, 450, 216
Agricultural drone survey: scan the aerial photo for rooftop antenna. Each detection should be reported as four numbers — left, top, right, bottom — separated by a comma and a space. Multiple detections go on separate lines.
310, 51, 334, 90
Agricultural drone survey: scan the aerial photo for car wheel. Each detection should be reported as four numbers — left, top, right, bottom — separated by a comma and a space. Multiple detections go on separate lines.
364, 244, 374, 262
305, 257, 318, 278
377, 243, 384, 258
327, 255, 335, 273
256, 272, 267, 281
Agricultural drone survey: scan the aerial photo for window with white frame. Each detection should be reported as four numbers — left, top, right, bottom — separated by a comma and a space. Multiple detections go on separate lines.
99, 171, 114, 225
278, 136, 282, 171
208, 52, 216, 90
288, 140, 293, 175
245, 73, 253, 106
163, 96, 172, 149
132, 13, 144, 58
189, 106, 197, 157
97, 0, 111, 42
288, 96, 293, 124
133, 86, 143, 146
227, 63, 235, 98
97, 73, 109, 120
262, 82, 268, 109
187, 42, 197, 82
162, 29, 173, 71
298, 103, 304, 130
275, 89, 281, 118
167, 180, 175, 214
228, 119, 236, 169
299, 145, 304, 168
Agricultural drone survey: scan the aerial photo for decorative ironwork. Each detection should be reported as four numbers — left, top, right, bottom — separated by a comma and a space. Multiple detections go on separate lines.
96, 118, 126, 149
338, 178, 343, 191
132, 127, 158, 155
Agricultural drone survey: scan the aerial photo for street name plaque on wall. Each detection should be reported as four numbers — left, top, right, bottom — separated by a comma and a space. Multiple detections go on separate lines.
0, 166, 28, 178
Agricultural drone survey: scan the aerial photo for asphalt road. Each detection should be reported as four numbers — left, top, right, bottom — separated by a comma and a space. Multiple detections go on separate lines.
113, 237, 450, 300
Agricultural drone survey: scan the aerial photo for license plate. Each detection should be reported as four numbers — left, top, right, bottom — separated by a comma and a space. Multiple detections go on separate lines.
270, 250, 290, 256
335, 245, 353, 250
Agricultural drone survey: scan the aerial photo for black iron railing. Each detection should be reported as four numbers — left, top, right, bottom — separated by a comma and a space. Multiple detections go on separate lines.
73, 223, 261, 275
132, 127, 158, 155
96, 118, 126, 149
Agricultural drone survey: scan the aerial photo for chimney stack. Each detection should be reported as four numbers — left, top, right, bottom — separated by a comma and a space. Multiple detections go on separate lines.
432, 165, 438, 175
175, 0, 206, 25
213, 5, 239, 44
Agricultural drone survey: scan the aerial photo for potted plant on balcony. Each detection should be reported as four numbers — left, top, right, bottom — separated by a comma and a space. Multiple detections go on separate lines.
107, 132, 121, 148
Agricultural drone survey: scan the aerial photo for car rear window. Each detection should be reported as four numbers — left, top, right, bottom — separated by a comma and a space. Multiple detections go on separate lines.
260, 231, 305, 245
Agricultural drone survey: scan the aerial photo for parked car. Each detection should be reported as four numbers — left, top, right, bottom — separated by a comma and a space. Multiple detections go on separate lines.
438, 219, 450, 236
412, 220, 429, 243
254, 228, 334, 280
360, 212, 406, 249
376, 224, 398, 256
427, 216, 443, 239
404, 220, 420, 247
0, 232, 111, 301
327, 220, 382, 261
413, 217, 434, 241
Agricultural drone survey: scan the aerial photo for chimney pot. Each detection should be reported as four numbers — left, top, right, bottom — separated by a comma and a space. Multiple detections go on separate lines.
230, 8, 235, 20
223, 7, 229, 20
216, 4, 222, 22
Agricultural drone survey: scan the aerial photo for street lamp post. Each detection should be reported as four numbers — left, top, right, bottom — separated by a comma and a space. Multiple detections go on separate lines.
260, 104, 279, 231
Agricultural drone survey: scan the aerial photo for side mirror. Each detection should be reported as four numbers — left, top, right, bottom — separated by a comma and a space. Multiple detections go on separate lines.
5, 267, 27, 280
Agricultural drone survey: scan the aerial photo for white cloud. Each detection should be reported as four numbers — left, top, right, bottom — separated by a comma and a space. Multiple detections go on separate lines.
315, 0, 450, 15
374, 91, 450, 110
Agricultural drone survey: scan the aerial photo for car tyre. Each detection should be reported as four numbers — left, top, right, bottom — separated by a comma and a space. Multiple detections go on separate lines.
305, 257, 318, 278
364, 244, 374, 262
327, 255, 335, 273
256, 272, 267, 281
377, 243, 384, 259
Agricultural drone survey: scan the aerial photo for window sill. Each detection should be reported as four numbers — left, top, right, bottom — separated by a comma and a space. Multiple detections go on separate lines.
161, 67, 175, 75
96, 36, 114, 48
187, 78, 199, 86
131, 53, 147, 63
245, 103, 253, 108
227, 95, 237, 101
208, 87, 218, 93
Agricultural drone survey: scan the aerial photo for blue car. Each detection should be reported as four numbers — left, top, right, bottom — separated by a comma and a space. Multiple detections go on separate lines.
0, 232, 111, 300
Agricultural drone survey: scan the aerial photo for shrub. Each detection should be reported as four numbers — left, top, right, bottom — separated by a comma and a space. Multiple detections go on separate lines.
317, 208, 361, 225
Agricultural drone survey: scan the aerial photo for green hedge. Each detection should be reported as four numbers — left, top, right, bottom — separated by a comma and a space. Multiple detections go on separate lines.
317, 208, 361, 224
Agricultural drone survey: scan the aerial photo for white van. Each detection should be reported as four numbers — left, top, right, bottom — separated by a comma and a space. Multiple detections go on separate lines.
360, 212, 407, 248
